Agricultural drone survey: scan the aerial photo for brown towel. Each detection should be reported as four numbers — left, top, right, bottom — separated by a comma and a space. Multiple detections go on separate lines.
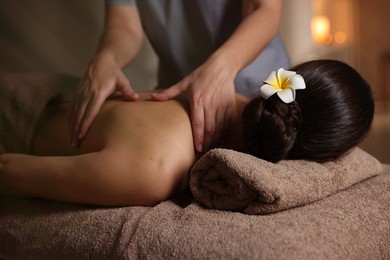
190, 147, 383, 214
1, 168, 390, 259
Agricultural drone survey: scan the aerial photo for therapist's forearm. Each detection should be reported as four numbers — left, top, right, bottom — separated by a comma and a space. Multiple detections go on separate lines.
212, 0, 283, 75
94, 6, 144, 68
96, 27, 142, 68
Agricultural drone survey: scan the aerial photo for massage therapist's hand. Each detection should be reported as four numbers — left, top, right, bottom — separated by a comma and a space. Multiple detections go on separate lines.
151, 54, 236, 153
70, 54, 139, 148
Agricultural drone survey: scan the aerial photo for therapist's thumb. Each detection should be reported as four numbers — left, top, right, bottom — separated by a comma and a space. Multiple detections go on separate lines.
117, 74, 139, 101
151, 84, 184, 101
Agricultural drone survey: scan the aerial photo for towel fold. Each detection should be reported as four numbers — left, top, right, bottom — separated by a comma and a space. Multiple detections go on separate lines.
190, 147, 383, 215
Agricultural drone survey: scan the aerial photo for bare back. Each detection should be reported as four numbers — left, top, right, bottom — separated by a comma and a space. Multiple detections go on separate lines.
27, 94, 196, 204
32, 93, 196, 171
1, 92, 248, 206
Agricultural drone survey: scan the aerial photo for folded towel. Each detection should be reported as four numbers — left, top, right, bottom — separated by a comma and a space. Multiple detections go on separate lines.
190, 147, 383, 215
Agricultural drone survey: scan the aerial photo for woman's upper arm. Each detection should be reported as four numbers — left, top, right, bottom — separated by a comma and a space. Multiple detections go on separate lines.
87, 144, 183, 206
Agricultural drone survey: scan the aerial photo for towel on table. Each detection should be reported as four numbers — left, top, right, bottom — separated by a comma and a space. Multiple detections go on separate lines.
190, 147, 383, 215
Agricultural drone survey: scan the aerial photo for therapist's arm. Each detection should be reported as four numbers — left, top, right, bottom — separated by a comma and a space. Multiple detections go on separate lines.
70, 5, 144, 148
96, 5, 144, 68
220, 0, 283, 72
152, 0, 283, 153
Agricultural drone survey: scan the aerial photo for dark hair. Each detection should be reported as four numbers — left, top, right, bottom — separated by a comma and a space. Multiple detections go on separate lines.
242, 59, 374, 163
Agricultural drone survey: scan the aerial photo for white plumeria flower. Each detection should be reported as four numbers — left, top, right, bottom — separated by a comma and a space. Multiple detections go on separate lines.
259, 68, 306, 103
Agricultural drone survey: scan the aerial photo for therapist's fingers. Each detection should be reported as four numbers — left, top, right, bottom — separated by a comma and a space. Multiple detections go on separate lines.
213, 106, 227, 147
71, 92, 99, 148
117, 73, 139, 101
151, 81, 207, 152
77, 93, 107, 141
70, 74, 138, 147
150, 83, 184, 101
202, 98, 233, 152
70, 83, 107, 147
70, 85, 90, 147
190, 100, 205, 153
202, 104, 217, 153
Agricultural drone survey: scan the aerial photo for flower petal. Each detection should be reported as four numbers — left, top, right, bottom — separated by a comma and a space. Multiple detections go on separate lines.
277, 88, 296, 103
277, 69, 296, 80
260, 84, 280, 99
287, 74, 306, 90
277, 69, 297, 90
263, 71, 278, 88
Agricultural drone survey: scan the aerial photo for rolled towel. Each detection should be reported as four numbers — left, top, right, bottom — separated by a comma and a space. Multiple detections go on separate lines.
189, 147, 383, 215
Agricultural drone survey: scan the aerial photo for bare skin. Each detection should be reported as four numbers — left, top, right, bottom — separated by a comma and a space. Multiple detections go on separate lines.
0, 92, 248, 206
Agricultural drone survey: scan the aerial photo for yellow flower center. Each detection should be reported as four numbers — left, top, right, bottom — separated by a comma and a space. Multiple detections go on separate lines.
272, 76, 289, 90
280, 78, 289, 90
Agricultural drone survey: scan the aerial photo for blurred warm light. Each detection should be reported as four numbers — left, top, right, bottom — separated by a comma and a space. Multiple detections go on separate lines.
311, 0, 354, 47
334, 31, 347, 44
311, 15, 332, 44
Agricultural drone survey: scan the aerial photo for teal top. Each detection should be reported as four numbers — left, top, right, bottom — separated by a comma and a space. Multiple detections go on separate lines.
105, 0, 290, 98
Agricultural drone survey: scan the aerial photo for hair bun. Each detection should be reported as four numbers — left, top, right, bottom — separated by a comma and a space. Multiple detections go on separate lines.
242, 95, 302, 162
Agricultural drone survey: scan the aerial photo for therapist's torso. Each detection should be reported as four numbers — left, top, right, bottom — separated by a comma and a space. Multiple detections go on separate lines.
107, 0, 291, 98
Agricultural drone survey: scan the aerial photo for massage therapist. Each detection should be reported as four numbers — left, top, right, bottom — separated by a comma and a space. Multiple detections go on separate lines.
69, 0, 290, 153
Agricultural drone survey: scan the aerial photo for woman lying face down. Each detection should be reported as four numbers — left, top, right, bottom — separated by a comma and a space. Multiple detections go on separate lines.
0, 60, 374, 206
